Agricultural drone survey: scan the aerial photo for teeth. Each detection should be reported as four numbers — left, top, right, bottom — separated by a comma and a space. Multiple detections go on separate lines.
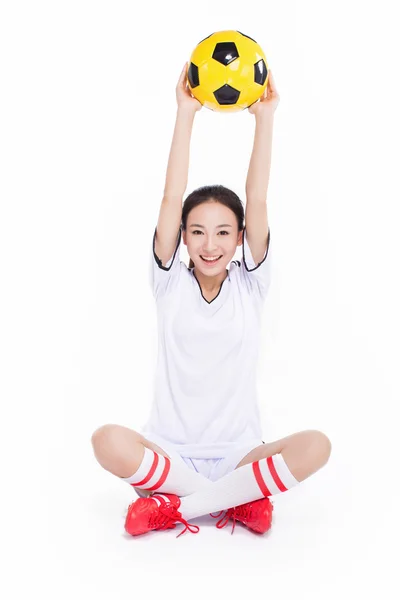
201, 256, 221, 261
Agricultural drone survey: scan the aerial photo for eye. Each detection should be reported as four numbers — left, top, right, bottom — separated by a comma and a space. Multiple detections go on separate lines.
192, 230, 229, 235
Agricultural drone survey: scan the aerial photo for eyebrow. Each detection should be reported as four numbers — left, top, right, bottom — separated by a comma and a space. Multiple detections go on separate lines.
189, 224, 233, 228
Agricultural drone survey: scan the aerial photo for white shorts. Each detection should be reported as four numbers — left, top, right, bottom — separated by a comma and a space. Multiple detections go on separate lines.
134, 431, 265, 497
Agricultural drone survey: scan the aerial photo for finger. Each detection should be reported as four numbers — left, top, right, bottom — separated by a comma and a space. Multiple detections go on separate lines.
267, 70, 275, 90
179, 64, 187, 87
184, 64, 190, 83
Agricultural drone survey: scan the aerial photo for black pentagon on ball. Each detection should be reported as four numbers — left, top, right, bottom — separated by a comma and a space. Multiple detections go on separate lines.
236, 31, 257, 43
188, 63, 200, 88
254, 59, 268, 85
214, 84, 241, 105
212, 42, 239, 66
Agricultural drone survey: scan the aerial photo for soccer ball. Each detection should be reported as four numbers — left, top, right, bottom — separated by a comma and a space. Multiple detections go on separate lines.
187, 30, 269, 113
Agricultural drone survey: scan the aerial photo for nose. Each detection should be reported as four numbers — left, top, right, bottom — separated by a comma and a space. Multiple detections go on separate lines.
202, 239, 219, 251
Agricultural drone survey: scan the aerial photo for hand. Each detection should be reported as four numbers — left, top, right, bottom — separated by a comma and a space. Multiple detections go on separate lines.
248, 69, 280, 117
176, 62, 202, 113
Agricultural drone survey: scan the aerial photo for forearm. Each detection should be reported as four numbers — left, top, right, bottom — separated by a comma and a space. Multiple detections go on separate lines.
163, 107, 196, 198
245, 113, 274, 199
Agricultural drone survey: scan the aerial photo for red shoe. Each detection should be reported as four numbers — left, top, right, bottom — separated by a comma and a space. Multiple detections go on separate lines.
210, 497, 274, 534
124, 493, 200, 538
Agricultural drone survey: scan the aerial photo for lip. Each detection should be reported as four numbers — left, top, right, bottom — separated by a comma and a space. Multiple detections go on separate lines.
200, 255, 223, 266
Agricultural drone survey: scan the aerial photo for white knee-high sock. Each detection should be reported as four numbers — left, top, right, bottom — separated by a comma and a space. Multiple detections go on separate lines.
121, 446, 212, 497
178, 453, 299, 521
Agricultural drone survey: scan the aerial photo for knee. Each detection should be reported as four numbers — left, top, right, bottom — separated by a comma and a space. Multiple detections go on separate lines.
91, 424, 145, 477
91, 424, 120, 454
91, 424, 144, 459
308, 430, 332, 466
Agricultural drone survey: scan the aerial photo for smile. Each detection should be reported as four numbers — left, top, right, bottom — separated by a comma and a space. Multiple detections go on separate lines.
200, 255, 222, 264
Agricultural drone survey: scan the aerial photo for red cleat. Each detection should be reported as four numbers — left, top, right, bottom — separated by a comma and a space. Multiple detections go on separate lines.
124, 493, 200, 538
210, 497, 274, 534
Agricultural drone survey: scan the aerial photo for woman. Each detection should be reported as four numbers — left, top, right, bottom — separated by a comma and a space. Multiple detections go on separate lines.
91, 63, 332, 538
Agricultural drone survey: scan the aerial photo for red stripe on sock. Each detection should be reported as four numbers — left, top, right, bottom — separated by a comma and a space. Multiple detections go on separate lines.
268, 455, 288, 492
146, 456, 171, 491
130, 450, 159, 487
252, 461, 272, 497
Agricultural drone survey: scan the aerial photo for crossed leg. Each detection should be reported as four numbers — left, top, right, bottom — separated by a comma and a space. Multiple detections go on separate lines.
91, 425, 332, 532
92, 425, 331, 496
234, 429, 332, 481
91, 424, 212, 497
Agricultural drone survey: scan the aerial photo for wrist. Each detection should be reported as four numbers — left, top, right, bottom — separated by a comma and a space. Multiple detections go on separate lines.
255, 110, 275, 124
176, 105, 197, 119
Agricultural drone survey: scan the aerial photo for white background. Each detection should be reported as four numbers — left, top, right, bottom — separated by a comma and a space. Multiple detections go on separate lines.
1, 0, 399, 597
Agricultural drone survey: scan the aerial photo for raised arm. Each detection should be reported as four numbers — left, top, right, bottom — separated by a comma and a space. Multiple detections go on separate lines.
244, 70, 280, 264
155, 63, 202, 266
163, 108, 196, 199
245, 70, 280, 199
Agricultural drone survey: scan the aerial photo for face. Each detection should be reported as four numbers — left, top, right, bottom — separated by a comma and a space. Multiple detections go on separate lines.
182, 201, 243, 274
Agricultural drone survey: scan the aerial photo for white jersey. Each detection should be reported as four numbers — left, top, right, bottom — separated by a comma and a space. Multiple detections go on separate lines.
140, 224, 272, 459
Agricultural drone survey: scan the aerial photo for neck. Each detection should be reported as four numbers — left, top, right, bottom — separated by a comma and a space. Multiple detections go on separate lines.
193, 267, 228, 292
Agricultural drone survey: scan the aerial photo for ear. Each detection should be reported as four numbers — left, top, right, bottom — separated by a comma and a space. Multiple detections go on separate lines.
182, 230, 187, 246
237, 229, 244, 246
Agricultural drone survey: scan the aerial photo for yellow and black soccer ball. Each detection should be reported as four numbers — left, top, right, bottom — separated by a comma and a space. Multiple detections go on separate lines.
187, 30, 269, 113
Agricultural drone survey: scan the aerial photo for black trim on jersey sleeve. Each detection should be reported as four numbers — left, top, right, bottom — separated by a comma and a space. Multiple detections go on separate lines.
149, 225, 182, 300
239, 225, 272, 301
